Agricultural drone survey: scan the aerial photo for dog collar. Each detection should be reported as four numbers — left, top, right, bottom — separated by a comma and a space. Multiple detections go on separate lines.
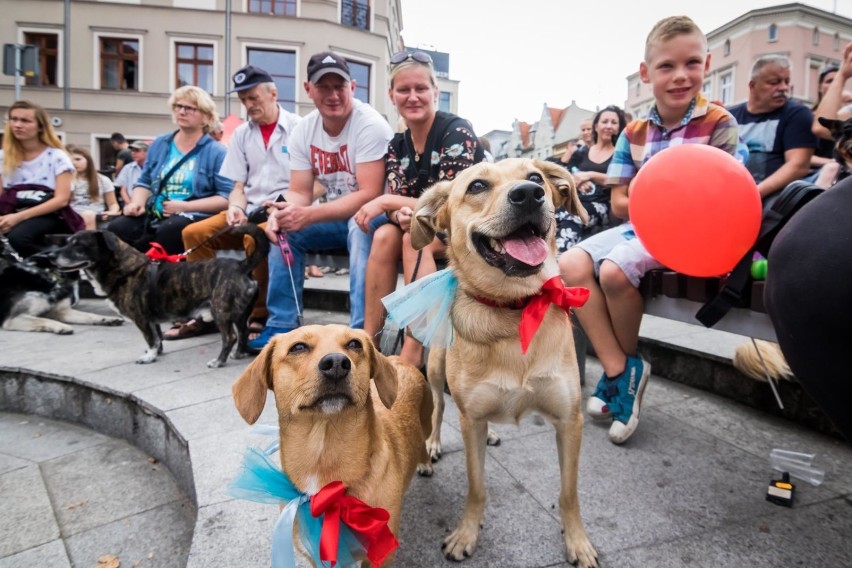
470, 277, 590, 354
228, 436, 398, 567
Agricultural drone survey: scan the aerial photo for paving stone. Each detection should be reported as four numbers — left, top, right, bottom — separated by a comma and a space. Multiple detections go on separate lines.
42, 439, 184, 537
186, 500, 273, 568
0, 539, 71, 568
0, 465, 60, 557
0, 413, 109, 463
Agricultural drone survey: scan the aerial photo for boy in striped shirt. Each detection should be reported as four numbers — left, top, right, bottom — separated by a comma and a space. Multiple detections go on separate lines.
559, 15, 740, 445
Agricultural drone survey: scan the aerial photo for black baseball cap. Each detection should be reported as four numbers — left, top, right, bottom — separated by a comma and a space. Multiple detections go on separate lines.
230, 65, 274, 93
307, 52, 351, 84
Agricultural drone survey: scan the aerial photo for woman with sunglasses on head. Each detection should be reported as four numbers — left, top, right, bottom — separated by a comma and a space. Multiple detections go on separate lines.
67, 145, 120, 230
0, 100, 81, 256
555, 105, 627, 252
108, 85, 232, 254
355, 50, 485, 368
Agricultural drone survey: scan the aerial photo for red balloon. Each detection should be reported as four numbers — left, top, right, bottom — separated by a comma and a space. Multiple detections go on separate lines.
629, 144, 762, 277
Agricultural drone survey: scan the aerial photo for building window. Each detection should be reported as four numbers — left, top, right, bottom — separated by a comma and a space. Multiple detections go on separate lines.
720, 71, 733, 105
176, 43, 214, 93
702, 79, 712, 97
248, 0, 296, 16
341, 0, 370, 30
439, 91, 451, 113
835, 33, 841, 51
100, 37, 138, 90
724, 39, 731, 57
768, 24, 778, 43
23, 32, 58, 87
348, 61, 370, 103
634, 81, 640, 97
246, 48, 296, 112
813, 27, 820, 46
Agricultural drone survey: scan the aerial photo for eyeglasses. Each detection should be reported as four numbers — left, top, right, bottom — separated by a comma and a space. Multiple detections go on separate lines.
172, 103, 199, 113
390, 51, 433, 67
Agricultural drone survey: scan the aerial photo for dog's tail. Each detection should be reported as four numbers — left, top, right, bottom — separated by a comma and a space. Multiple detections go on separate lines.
232, 223, 271, 274
733, 339, 795, 382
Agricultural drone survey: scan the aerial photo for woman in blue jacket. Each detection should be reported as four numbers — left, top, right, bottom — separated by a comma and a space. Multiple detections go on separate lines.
108, 86, 232, 253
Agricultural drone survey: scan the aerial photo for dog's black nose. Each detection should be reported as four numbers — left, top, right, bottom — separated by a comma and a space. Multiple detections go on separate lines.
508, 182, 545, 213
318, 353, 351, 382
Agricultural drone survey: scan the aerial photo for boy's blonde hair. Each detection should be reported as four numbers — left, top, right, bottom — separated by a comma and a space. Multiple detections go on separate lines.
644, 16, 707, 62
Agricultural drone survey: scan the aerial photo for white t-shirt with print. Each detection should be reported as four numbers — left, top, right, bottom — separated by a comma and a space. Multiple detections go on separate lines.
288, 99, 393, 202
72, 173, 115, 212
0, 147, 74, 189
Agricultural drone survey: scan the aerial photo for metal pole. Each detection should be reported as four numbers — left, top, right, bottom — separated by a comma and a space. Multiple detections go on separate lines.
224, 0, 232, 116
64, 0, 70, 109
14, 45, 21, 101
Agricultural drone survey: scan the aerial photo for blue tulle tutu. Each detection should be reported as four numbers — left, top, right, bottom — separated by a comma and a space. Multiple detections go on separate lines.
382, 268, 458, 348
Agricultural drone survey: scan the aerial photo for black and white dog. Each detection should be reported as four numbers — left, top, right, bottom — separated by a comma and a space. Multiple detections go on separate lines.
0, 235, 123, 334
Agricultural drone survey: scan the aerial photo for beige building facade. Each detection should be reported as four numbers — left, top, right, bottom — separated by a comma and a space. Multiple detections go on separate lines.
1, 0, 404, 168
625, 3, 852, 118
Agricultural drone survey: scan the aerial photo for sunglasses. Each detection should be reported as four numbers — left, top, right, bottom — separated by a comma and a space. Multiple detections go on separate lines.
390, 51, 433, 67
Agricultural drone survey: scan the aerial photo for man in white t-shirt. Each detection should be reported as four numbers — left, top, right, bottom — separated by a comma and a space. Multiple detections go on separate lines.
248, 51, 393, 352
169, 65, 302, 341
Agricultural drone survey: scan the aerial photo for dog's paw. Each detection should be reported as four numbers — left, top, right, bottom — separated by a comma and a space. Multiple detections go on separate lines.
442, 522, 480, 561
231, 350, 248, 360
136, 348, 158, 364
486, 429, 501, 446
99, 317, 124, 327
416, 462, 434, 477
56, 326, 74, 335
426, 437, 443, 462
206, 358, 226, 368
563, 532, 598, 568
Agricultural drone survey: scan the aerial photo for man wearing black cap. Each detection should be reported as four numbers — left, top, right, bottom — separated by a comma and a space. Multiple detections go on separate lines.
172, 64, 301, 340
249, 51, 394, 351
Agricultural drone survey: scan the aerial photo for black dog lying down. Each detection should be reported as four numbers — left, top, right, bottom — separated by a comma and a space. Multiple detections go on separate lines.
1, 236, 124, 334
50, 225, 269, 367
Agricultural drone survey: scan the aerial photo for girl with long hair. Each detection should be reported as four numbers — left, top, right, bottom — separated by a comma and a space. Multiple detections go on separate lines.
66, 144, 120, 230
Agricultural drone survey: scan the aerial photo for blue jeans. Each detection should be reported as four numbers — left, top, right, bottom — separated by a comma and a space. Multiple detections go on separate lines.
266, 215, 386, 330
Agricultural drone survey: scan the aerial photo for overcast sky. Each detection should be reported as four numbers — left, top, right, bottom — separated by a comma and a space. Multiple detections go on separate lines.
399, 0, 852, 135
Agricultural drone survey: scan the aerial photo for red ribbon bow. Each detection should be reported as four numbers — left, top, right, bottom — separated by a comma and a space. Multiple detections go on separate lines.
310, 481, 398, 567
519, 276, 589, 354
144, 243, 185, 263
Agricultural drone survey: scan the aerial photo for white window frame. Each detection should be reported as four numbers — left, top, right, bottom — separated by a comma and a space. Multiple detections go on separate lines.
724, 39, 731, 57
768, 24, 778, 43
90, 133, 154, 170
343, 54, 375, 105
243, 0, 301, 17
702, 79, 713, 98
241, 42, 301, 116
93, 31, 144, 91
169, 37, 218, 95
338, 0, 373, 31
17, 26, 64, 88
719, 69, 734, 106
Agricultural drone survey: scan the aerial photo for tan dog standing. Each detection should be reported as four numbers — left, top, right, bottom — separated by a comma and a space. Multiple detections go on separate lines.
411, 159, 598, 567
231, 325, 433, 565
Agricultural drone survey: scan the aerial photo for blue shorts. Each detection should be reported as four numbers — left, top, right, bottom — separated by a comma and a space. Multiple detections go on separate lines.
574, 222, 664, 288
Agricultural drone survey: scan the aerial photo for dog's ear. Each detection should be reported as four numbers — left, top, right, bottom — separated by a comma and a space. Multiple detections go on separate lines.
535, 160, 588, 225
818, 116, 843, 138
411, 180, 452, 251
231, 338, 276, 423
365, 340, 398, 409
97, 230, 120, 253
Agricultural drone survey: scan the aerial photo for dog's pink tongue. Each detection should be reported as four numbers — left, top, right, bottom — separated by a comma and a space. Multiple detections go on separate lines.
503, 235, 548, 265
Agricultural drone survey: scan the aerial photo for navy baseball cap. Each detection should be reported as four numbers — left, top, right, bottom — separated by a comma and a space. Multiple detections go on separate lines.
307, 52, 351, 84
230, 65, 274, 93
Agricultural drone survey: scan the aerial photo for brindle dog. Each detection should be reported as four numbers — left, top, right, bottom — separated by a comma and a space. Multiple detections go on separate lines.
50, 224, 269, 367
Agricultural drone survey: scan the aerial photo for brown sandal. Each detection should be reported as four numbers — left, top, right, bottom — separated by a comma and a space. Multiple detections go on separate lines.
163, 319, 217, 340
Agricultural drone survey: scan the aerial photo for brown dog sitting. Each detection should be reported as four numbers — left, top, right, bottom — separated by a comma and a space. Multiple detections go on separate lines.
410, 158, 598, 567
231, 324, 433, 565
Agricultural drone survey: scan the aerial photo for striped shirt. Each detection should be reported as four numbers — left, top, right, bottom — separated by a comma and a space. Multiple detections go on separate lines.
605, 93, 740, 186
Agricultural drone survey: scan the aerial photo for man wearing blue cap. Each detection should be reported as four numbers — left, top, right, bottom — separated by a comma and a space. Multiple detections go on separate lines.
248, 51, 393, 351
171, 64, 301, 340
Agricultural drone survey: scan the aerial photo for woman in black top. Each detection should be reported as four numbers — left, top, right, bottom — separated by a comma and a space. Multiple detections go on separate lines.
355, 51, 484, 367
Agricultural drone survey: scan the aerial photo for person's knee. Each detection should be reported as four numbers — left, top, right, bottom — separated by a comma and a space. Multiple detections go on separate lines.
559, 248, 593, 285
599, 260, 633, 294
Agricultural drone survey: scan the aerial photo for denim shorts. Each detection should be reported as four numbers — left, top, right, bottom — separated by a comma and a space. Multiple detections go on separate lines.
574, 222, 663, 288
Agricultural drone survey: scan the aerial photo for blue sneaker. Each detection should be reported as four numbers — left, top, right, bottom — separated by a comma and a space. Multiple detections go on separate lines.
246, 325, 294, 354
607, 356, 650, 444
587, 372, 614, 421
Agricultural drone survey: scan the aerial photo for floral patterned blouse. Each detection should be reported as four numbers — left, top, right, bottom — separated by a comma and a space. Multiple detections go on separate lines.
385, 111, 484, 198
